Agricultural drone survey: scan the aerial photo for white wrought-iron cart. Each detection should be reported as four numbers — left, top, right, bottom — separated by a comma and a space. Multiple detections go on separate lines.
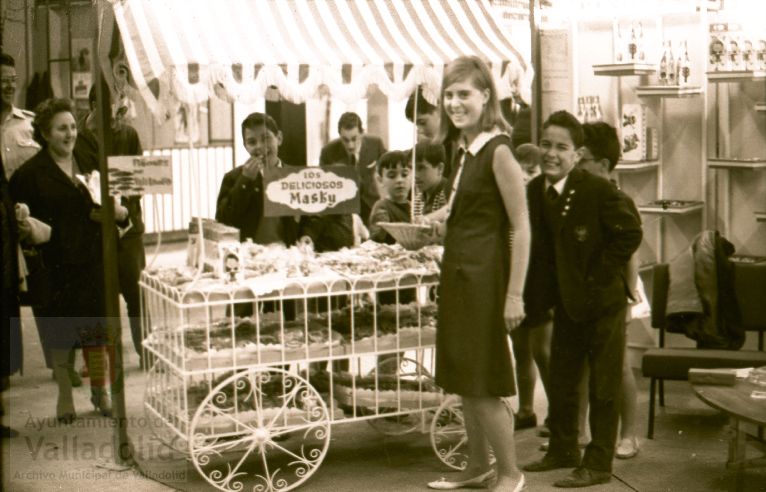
140, 243, 471, 491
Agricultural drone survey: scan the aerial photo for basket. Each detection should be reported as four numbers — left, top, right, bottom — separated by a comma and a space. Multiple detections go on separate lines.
378, 222, 434, 250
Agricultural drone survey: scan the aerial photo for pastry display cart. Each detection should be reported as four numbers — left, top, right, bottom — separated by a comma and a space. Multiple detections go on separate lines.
139, 242, 469, 491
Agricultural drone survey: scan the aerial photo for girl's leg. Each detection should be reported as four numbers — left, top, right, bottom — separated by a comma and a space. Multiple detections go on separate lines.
510, 326, 536, 420
50, 348, 75, 422
616, 356, 639, 458
449, 396, 493, 481
529, 319, 552, 398
84, 345, 112, 417
465, 396, 524, 490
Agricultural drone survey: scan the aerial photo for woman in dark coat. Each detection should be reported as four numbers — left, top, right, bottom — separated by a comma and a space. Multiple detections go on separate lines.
10, 98, 120, 422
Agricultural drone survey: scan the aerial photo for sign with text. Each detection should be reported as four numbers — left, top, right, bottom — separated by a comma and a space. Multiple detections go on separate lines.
106, 155, 173, 196
263, 166, 359, 217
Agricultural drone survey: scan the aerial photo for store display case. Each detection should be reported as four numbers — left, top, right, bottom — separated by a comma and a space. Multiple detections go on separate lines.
587, 6, 708, 267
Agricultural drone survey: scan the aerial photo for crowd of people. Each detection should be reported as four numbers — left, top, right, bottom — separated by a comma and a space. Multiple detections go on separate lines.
1, 53, 146, 430
2, 49, 646, 490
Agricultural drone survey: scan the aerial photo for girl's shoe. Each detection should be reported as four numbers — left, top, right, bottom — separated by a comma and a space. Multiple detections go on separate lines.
616, 437, 639, 459
90, 389, 113, 417
428, 469, 496, 490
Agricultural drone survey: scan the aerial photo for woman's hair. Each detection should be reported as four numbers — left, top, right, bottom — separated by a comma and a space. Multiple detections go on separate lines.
437, 56, 511, 143
32, 98, 75, 147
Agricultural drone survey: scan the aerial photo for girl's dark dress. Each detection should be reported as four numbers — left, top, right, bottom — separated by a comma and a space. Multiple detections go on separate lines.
435, 133, 516, 397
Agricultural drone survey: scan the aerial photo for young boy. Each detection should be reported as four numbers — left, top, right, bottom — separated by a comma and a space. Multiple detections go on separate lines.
411, 142, 449, 217
514, 142, 542, 184
368, 150, 411, 244
523, 111, 642, 488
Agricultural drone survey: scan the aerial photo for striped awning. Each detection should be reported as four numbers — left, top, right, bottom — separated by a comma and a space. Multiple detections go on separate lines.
107, 0, 528, 115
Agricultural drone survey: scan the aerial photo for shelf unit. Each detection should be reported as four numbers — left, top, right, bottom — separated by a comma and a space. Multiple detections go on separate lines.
637, 201, 704, 215
615, 159, 660, 172
635, 85, 703, 97
706, 71, 766, 82
588, 12, 707, 265
592, 63, 657, 76
707, 69, 766, 252
707, 158, 766, 170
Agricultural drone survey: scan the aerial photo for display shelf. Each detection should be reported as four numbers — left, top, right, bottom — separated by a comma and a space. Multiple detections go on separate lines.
756, 212, 766, 223
638, 200, 704, 215
593, 63, 657, 76
707, 158, 766, 170
616, 159, 660, 172
756, 102, 766, 112
636, 85, 703, 97
706, 71, 766, 83
730, 254, 766, 265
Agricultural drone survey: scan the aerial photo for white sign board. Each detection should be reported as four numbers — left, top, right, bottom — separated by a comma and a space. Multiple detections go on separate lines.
106, 155, 173, 196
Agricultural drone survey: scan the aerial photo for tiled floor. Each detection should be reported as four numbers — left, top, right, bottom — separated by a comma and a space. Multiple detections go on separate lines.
2, 241, 765, 491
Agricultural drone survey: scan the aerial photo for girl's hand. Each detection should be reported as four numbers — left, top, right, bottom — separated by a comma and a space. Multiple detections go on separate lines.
504, 295, 525, 333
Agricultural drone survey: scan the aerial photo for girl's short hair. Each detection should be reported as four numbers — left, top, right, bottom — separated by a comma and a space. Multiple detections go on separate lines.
32, 98, 75, 147
437, 56, 511, 143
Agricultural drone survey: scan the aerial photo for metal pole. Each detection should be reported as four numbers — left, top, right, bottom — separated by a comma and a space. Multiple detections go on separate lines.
530, 0, 542, 144
92, 4, 133, 466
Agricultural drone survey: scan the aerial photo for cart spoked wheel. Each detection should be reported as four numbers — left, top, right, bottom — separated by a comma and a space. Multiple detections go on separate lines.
189, 367, 331, 492
365, 356, 436, 436
143, 360, 189, 454
430, 394, 468, 470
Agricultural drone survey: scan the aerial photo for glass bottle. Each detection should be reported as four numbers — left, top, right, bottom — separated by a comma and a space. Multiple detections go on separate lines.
628, 23, 638, 61
659, 41, 669, 85
680, 41, 691, 86
614, 22, 624, 62
576, 97, 586, 123
667, 41, 676, 85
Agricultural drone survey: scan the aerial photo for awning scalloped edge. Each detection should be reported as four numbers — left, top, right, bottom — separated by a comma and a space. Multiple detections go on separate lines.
137, 62, 527, 118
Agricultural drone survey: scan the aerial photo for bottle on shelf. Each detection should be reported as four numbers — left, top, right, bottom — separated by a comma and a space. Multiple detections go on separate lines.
659, 41, 669, 84
680, 41, 691, 86
758, 38, 766, 71
637, 22, 645, 61
667, 41, 676, 86
743, 38, 756, 71
613, 21, 623, 62
577, 97, 586, 123
730, 35, 743, 71
593, 96, 603, 121
628, 22, 638, 61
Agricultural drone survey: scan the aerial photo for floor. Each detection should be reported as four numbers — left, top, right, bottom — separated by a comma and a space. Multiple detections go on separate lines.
2, 242, 765, 491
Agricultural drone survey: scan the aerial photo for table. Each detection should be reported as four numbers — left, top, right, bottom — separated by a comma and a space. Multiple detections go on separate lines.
693, 380, 766, 490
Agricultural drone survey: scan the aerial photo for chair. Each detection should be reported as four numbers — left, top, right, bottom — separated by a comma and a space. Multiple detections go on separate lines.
641, 263, 766, 439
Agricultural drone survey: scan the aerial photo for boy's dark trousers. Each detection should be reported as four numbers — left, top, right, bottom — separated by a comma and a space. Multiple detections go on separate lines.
117, 234, 146, 358
547, 303, 626, 473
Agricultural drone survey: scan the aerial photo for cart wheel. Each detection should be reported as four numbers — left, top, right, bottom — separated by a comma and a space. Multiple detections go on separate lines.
430, 394, 468, 470
366, 356, 435, 436
189, 367, 331, 492
143, 360, 188, 453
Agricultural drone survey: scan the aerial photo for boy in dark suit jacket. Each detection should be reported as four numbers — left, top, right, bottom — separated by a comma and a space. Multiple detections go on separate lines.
319, 112, 385, 226
522, 111, 642, 488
